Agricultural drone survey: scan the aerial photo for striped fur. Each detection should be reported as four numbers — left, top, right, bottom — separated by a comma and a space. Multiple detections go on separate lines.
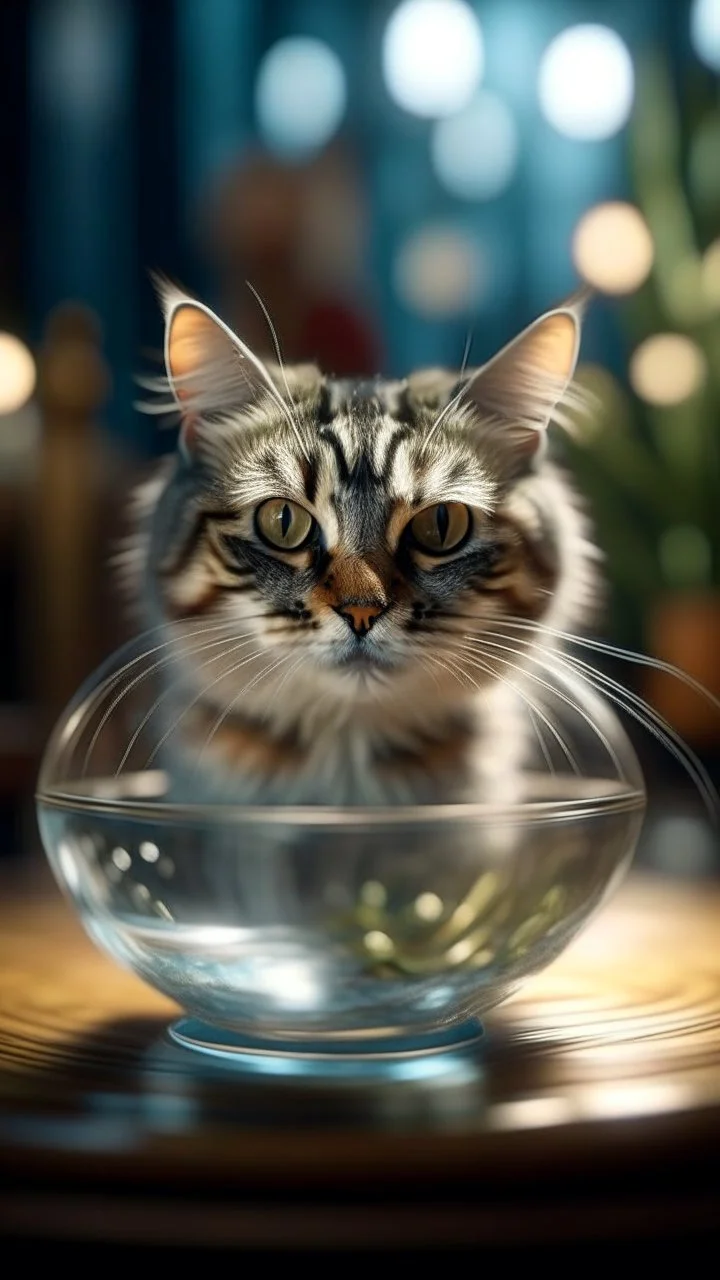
127, 290, 598, 806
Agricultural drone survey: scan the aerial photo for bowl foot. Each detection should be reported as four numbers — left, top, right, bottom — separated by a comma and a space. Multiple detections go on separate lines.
168, 1016, 483, 1079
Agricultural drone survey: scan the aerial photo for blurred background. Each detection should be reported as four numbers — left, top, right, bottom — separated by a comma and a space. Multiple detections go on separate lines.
1, 0, 719, 873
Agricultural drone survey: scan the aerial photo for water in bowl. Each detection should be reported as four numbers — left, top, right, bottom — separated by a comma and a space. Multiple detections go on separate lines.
38, 773, 644, 1061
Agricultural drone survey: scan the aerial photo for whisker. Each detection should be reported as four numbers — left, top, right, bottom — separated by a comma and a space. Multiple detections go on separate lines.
447, 642, 574, 776
144, 644, 271, 768
551, 646, 719, 820
487, 613, 720, 719
468, 628, 717, 818
422, 381, 470, 456
197, 652, 294, 761
459, 633, 624, 777
114, 633, 261, 776
81, 618, 263, 777
245, 279, 310, 460
459, 329, 473, 379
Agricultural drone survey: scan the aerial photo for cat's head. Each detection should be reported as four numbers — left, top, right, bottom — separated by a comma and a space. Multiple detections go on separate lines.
142, 282, 594, 717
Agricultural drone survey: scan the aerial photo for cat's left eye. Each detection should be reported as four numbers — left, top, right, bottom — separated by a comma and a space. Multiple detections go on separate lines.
255, 498, 315, 550
409, 502, 471, 555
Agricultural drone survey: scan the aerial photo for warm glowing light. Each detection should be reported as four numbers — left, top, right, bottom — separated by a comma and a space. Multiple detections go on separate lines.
691, 0, 720, 72
382, 0, 484, 118
572, 203, 653, 295
430, 92, 518, 200
414, 891, 444, 921
0, 333, 36, 415
255, 37, 346, 158
538, 25, 634, 140
395, 225, 483, 316
629, 334, 706, 406
702, 238, 720, 307
491, 1096, 574, 1130
364, 929, 395, 957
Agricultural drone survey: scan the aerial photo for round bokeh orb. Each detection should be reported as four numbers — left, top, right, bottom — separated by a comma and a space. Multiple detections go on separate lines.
431, 92, 518, 200
255, 36, 346, 159
538, 24, 634, 141
0, 333, 36, 415
394, 224, 484, 316
629, 334, 706, 406
572, 202, 654, 295
382, 0, 484, 118
691, 0, 720, 73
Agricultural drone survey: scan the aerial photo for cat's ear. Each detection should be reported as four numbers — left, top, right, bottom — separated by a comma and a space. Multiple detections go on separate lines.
462, 290, 588, 459
156, 279, 287, 457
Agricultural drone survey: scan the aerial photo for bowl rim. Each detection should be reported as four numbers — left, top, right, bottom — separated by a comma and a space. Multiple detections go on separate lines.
36, 776, 646, 827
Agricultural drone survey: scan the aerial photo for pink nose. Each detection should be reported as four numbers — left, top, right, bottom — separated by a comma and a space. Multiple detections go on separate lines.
335, 601, 386, 637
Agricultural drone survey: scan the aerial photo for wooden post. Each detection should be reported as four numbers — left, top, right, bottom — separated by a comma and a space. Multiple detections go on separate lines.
30, 304, 111, 725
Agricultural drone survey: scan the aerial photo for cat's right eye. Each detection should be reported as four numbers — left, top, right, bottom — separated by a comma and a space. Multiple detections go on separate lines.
255, 498, 316, 551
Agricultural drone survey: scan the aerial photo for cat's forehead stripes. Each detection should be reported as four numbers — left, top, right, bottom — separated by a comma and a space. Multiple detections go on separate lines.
214, 378, 497, 535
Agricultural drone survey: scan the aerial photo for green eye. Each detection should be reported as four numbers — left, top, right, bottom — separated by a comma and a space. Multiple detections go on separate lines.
409, 502, 471, 554
256, 499, 315, 550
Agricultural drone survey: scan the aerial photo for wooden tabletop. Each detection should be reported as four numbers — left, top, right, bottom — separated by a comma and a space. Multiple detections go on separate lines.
1, 860, 719, 1249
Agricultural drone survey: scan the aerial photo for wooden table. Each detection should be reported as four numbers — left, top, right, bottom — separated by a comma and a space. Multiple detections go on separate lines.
1, 862, 719, 1253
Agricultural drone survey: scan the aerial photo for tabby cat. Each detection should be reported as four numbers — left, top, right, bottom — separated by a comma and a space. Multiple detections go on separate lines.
126, 282, 599, 807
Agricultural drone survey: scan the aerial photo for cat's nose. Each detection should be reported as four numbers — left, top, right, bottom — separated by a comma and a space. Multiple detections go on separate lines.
335, 600, 387, 637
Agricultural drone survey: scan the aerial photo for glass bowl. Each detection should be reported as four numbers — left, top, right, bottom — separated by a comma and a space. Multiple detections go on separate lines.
36, 628, 645, 1068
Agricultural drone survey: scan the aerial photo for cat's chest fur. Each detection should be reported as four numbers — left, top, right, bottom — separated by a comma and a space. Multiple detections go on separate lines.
158, 679, 526, 808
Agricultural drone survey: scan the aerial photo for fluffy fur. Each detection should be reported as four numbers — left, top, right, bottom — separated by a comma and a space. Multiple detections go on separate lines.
124, 284, 599, 806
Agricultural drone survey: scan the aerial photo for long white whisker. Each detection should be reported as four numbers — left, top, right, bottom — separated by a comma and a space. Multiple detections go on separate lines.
198, 652, 293, 761
460, 633, 625, 777
422, 381, 470, 455
469, 627, 716, 817
144, 644, 271, 768
550, 646, 719, 820
114, 633, 260, 776
496, 615, 720, 717
448, 642, 573, 775
244, 279, 310, 460
81, 619, 261, 776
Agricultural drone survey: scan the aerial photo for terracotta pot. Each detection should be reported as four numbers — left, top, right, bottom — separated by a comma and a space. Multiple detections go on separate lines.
644, 592, 720, 746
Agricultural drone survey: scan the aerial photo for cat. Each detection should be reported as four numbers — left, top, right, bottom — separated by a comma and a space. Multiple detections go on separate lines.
123, 280, 601, 808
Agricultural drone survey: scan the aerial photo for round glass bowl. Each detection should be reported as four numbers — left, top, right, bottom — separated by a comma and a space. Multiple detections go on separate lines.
36, 629, 645, 1066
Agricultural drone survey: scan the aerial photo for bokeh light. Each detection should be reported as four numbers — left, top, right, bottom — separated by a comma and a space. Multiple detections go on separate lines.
254, 37, 346, 159
0, 333, 36, 415
691, 0, 720, 72
629, 334, 706, 406
394, 225, 483, 316
382, 0, 484, 118
572, 203, 654, 294
701, 238, 720, 308
538, 25, 634, 140
430, 92, 518, 200
659, 525, 713, 587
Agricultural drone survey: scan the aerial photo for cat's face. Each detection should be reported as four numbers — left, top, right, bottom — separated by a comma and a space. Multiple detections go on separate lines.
145, 285, 589, 712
